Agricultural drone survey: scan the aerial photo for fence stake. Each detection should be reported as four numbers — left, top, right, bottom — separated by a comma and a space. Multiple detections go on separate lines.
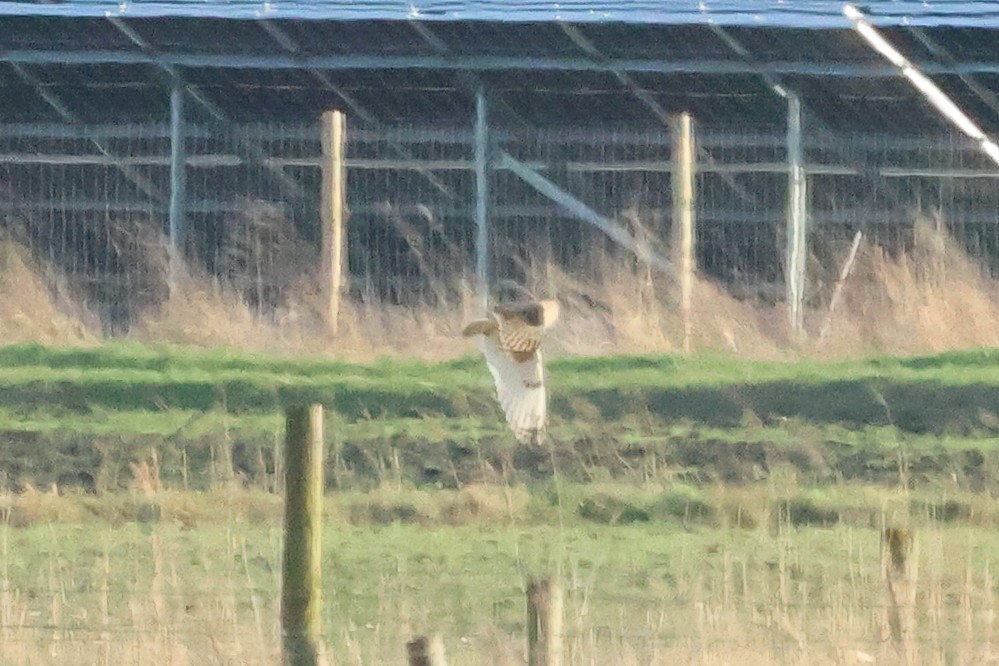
474, 87, 490, 313
671, 112, 696, 353
281, 404, 326, 666
168, 80, 187, 293
321, 110, 347, 337
786, 94, 808, 338
406, 635, 447, 666
527, 577, 563, 666
881, 527, 917, 664
819, 230, 863, 341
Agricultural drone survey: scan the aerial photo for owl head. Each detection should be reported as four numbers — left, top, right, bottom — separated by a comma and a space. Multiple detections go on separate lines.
491, 279, 536, 307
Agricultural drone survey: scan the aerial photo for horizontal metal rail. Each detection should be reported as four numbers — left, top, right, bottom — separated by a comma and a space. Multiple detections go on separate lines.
3, 197, 996, 227
0, 123, 982, 154
6, 49, 999, 78
2, 150, 998, 179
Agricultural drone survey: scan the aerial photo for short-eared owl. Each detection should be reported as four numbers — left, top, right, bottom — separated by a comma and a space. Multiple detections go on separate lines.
462, 280, 560, 444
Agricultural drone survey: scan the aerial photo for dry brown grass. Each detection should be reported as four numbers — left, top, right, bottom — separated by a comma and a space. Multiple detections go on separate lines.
129, 268, 313, 352
0, 240, 100, 347
6, 212, 999, 361
3, 510, 998, 665
815, 215, 999, 357
1, 482, 999, 665
332, 482, 532, 527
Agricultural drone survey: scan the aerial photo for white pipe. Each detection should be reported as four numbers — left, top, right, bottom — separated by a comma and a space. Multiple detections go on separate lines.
843, 3, 999, 166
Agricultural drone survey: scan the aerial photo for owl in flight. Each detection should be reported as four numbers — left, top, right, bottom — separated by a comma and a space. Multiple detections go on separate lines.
462, 280, 560, 444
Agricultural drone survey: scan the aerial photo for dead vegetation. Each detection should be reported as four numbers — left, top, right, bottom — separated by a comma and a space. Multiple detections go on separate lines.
1, 483, 997, 665
815, 214, 999, 356
1, 208, 998, 361
0, 240, 100, 346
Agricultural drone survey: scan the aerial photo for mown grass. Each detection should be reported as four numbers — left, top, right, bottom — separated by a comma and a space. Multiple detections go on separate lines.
4, 342, 999, 492
5, 342, 999, 429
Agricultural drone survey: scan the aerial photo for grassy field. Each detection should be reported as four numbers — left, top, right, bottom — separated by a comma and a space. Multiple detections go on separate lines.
4, 342, 999, 492
2, 488, 999, 664
2, 343, 999, 663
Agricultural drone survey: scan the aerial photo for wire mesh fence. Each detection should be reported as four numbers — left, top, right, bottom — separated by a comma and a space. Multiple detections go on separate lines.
1, 518, 997, 666
0, 118, 997, 337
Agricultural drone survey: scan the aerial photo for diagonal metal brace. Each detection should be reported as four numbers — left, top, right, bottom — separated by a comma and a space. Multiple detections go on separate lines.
7, 62, 162, 202
560, 23, 758, 208
497, 150, 675, 278
108, 17, 305, 200
258, 19, 457, 201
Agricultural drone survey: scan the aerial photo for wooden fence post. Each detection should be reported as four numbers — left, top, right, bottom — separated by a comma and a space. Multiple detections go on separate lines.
527, 577, 563, 666
882, 527, 917, 665
321, 110, 347, 337
671, 113, 696, 353
168, 80, 187, 297
406, 634, 447, 666
281, 404, 326, 666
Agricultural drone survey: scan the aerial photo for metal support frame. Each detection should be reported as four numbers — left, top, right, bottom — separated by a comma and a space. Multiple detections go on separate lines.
785, 94, 807, 337
107, 17, 304, 200
908, 27, 999, 119
258, 19, 456, 200
5, 62, 162, 201
559, 23, 758, 209
712, 25, 811, 335
845, 5, 999, 166
168, 81, 187, 287
498, 150, 674, 277
707, 22, 914, 338
258, 20, 375, 125
4, 145, 997, 177
709, 23, 907, 208
409, 20, 529, 130
2, 48, 995, 78
4, 198, 994, 227
559, 24, 669, 125
474, 89, 491, 312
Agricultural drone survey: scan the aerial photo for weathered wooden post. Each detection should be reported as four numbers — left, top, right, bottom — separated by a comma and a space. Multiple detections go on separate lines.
281, 404, 326, 666
321, 110, 347, 337
671, 112, 696, 353
882, 527, 917, 664
406, 634, 447, 666
168, 79, 187, 295
526, 577, 563, 666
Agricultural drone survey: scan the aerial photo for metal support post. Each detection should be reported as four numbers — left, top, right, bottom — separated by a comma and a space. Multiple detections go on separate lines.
786, 94, 808, 337
474, 88, 490, 312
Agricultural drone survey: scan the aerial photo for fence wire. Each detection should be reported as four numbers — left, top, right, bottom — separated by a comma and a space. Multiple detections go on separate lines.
0, 120, 997, 334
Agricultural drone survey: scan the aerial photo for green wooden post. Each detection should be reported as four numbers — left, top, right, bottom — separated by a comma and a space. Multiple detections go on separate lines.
281, 404, 326, 666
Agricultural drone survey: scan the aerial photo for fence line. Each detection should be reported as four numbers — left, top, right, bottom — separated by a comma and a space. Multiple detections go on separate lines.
1, 120, 998, 334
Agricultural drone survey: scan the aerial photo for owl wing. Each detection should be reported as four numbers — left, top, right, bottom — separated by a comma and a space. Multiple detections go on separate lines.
478, 335, 547, 444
